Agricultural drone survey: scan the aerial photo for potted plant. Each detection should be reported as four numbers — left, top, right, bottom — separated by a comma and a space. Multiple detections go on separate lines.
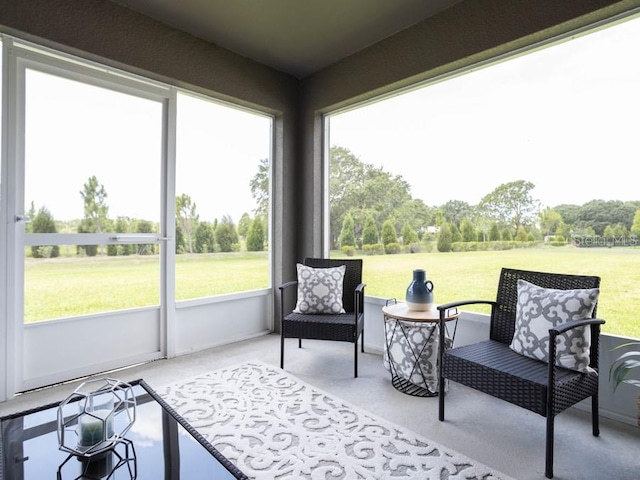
609, 341, 640, 426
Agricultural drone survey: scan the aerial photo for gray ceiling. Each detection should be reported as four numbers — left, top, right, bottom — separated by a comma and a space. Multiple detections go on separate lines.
114, 0, 462, 78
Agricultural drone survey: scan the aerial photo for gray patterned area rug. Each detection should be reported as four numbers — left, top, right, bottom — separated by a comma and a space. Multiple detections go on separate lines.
160, 361, 512, 480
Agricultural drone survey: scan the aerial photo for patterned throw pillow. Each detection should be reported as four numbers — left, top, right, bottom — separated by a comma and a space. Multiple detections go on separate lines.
509, 279, 599, 372
293, 264, 346, 314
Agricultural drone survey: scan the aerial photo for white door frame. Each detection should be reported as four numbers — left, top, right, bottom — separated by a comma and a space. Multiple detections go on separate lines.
1, 38, 175, 396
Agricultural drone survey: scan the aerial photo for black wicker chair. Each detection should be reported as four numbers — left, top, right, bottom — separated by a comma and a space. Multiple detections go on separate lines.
437, 268, 605, 479
279, 258, 365, 377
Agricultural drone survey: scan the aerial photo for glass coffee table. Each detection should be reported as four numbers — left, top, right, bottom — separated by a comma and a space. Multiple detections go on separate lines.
0, 379, 247, 480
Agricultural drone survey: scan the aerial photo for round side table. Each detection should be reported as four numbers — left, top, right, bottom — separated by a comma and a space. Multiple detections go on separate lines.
382, 302, 459, 397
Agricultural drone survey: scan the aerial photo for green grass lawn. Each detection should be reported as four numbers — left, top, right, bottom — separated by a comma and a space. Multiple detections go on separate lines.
24, 246, 640, 338
337, 246, 640, 339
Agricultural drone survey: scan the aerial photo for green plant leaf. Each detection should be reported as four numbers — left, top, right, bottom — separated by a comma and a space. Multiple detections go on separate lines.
611, 342, 640, 351
610, 358, 640, 391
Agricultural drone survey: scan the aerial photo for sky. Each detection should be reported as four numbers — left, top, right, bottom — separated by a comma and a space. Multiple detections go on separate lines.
328, 15, 640, 210
21, 70, 271, 224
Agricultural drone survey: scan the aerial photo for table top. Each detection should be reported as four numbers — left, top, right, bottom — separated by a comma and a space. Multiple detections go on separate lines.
0, 379, 246, 480
382, 302, 459, 322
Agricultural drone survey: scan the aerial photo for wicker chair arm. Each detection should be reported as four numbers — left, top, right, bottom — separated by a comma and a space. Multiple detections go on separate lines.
547, 318, 606, 376
437, 300, 497, 312
549, 318, 605, 336
353, 283, 366, 315
279, 280, 298, 292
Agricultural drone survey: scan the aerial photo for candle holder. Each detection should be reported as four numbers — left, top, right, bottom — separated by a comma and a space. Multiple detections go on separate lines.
57, 378, 136, 458
57, 437, 138, 480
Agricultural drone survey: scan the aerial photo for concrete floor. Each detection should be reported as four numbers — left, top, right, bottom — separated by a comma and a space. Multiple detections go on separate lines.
1, 333, 638, 479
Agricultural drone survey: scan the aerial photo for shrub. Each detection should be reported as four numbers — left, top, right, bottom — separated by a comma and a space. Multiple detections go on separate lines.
339, 213, 356, 248
437, 223, 452, 252
422, 241, 435, 253
384, 242, 401, 254
195, 222, 216, 253
381, 220, 398, 246
401, 223, 419, 245
461, 218, 477, 242
363, 243, 385, 255
515, 226, 529, 242
341, 245, 356, 256
362, 214, 379, 245
31, 206, 59, 258
246, 218, 265, 251
215, 218, 239, 252
408, 242, 421, 253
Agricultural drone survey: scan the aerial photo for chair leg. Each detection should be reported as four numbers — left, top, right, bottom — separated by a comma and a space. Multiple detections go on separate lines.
298, 338, 302, 348
361, 328, 364, 353
438, 365, 445, 421
280, 332, 285, 369
592, 395, 600, 436
545, 415, 554, 479
354, 339, 358, 378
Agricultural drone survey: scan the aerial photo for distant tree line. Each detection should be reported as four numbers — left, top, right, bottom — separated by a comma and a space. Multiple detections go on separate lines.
28, 152, 640, 258
27, 172, 268, 258
328, 146, 640, 254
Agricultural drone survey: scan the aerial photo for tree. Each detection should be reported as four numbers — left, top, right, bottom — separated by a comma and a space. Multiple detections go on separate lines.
556, 219, 571, 240
553, 204, 582, 226
439, 200, 473, 226
250, 158, 270, 217
76, 219, 98, 256
339, 213, 356, 247
135, 219, 156, 255
80, 176, 108, 234
80, 175, 108, 255
577, 200, 635, 236
329, 146, 412, 249
246, 217, 265, 251
450, 223, 462, 243
195, 221, 216, 253
381, 219, 398, 246
479, 180, 539, 233
460, 218, 476, 242
632, 209, 640, 238
175, 225, 185, 254
539, 207, 564, 237
215, 215, 239, 252
25, 201, 36, 234
393, 199, 434, 238
362, 213, 379, 246
31, 206, 59, 258
401, 223, 418, 245
237, 213, 252, 238
176, 194, 199, 253
489, 222, 501, 241
437, 222, 452, 252
515, 225, 529, 242
108, 217, 132, 256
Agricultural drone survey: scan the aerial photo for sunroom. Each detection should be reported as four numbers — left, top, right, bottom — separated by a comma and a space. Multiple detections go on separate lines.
1, 1, 640, 479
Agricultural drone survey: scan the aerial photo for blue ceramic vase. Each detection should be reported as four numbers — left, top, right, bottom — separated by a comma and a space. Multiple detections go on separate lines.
405, 269, 434, 311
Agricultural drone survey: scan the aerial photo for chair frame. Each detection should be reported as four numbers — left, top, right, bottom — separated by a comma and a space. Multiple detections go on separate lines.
437, 267, 605, 479
279, 258, 365, 377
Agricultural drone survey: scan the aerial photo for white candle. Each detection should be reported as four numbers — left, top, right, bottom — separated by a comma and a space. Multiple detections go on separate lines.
77, 410, 114, 447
